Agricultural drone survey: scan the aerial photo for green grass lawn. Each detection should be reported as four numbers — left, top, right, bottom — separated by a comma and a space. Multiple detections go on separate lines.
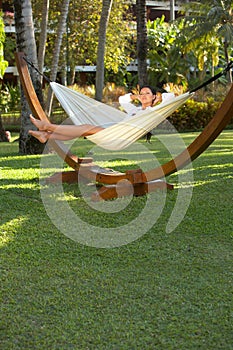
0, 131, 233, 349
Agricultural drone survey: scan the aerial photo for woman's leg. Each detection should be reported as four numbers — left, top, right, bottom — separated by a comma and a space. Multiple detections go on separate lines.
30, 115, 51, 131
29, 115, 104, 141
28, 130, 80, 143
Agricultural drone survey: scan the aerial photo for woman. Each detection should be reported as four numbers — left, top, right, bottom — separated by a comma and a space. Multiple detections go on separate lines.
29, 85, 165, 143
119, 85, 162, 142
119, 85, 162, 117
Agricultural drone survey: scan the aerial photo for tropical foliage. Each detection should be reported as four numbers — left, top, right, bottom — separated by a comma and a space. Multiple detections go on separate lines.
0, 11, 8, 78
31, 0, 133, 85
147, 16, 190, 88
178, 0, 233, 81
0, 83, 20, 112
147, 0, 233, 88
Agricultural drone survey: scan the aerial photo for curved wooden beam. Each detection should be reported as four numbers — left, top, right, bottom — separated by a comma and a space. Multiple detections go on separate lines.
144, 83, 233, 181
15, 52, 78, 170
15, 51, 233, 186
15, 52, 129, 184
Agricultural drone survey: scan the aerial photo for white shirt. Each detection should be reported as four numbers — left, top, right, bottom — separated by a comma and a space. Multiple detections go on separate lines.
119, 92, 175, 119
119, 93, 143, 117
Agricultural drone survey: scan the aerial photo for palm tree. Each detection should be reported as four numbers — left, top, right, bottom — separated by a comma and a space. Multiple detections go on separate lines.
13, 0, 45, 154
180, 0, 233, 82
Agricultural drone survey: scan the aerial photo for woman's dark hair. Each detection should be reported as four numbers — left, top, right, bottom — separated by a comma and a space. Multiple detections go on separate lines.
156, 81, 167, 93
140, 85, 156, 95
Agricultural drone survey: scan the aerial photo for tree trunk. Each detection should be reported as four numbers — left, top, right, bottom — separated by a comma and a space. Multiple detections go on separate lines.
170, 0, 175, 21
136, 0, 148, 87
37, 0, 50, 83
13, 0, 45, 154
45, 0, 70, 116
95, 0, 113, 102
0, 115, 8, 142
224, 40, 232, 83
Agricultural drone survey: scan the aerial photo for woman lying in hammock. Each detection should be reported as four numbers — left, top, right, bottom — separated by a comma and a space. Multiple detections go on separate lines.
29, 86, 164, 143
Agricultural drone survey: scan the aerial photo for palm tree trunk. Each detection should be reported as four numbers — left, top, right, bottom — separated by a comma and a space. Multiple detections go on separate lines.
95, 0, 113, 102
37, 0, 50, 82
136, 0, 148, 87
0, 115, 8, 142
170, 0, 175, 21
13, 0, 45, 154
45, 0, 70, 116
224, 41, 232, 83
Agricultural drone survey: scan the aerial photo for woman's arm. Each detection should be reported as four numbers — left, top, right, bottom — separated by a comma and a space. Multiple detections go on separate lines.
118, 93, 140, 116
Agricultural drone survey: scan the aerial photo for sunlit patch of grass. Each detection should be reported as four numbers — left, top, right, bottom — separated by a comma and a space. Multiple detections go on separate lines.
1, 216, 28, 247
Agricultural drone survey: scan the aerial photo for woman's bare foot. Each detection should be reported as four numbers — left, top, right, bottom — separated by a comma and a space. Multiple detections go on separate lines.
29, 130, 50, 143
30, 115, 50, 131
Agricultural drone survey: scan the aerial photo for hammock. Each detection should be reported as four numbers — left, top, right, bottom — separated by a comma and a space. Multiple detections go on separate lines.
21, 55, 233, 151
50, 82, 193, 150
87, 93, 192, 150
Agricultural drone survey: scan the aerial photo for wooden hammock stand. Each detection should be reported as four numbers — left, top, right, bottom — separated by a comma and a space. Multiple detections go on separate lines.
15, 52, 233, 201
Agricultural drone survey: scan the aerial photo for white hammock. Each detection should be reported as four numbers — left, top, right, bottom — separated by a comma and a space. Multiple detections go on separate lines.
50, 82, 126, 127
50, 82, 193, 150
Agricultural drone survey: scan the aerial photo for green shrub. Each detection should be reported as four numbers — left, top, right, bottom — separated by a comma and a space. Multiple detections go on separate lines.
0, 83, 21, 113
168, 97, 226, 131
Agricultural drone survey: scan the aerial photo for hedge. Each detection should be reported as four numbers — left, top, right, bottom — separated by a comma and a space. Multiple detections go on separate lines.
1, 97, 233, 134
168, 97, 233, 131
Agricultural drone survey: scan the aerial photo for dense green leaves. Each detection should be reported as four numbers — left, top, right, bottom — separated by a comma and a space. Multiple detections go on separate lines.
178, 0, 233, 81
147, 16, 190, 86
0, 11, 8, 78
169, 98, 223, 131
31, 0, 132, 84
146, 0, 233, 88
